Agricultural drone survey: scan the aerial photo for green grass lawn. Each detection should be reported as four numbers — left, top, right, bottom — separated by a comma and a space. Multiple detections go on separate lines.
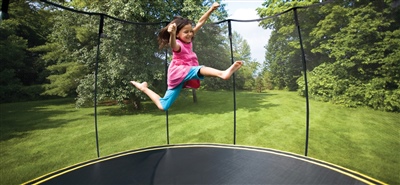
0, 90, 399, 184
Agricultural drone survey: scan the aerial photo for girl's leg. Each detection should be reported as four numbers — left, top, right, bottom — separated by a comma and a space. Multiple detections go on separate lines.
199, 61, 243, 80
130, 81, 164, 110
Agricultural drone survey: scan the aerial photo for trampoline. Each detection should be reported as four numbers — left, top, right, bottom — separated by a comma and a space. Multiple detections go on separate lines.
24, 144, 384, 185
16, 1, 387, 185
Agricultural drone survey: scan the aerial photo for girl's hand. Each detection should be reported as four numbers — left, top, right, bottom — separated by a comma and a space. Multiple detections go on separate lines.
211, 2, 220, 10
168, 23, 177, 34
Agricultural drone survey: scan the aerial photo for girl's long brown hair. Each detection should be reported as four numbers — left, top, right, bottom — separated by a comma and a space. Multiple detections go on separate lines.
158, 16, 194, 49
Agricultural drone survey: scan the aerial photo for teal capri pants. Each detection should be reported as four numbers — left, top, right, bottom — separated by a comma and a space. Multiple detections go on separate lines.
160, 66, 204, 110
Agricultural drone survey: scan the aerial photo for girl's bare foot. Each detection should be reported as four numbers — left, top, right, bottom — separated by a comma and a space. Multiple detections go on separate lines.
221, 61, 243, 80
130, 81, 163, 110
130, 81, 148, 91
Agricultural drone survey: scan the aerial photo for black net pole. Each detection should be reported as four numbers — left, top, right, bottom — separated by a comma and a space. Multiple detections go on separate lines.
165, 47, 170, 145
293, 8, 310, 156
163, 21, 170, 145
228, 20, 237, 145
93, 14, 104, 158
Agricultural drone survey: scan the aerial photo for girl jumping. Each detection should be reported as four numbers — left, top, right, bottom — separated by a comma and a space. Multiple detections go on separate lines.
130, 2, 243, 111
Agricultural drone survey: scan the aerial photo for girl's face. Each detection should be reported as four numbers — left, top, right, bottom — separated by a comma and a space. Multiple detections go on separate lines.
177, 24, 194, 43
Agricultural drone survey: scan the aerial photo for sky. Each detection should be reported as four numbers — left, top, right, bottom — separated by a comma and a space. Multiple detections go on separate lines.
222, 0, 271, 64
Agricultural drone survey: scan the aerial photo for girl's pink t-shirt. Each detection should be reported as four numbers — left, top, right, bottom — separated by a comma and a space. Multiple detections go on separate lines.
167, 39, 200, 89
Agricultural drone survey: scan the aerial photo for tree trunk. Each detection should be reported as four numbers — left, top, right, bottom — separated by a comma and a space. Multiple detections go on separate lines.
192, 89, 197, 103
130, 95, 142, 110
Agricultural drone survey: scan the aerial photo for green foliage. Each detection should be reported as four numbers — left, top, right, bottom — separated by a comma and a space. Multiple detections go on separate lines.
298, 63, 400, 111
230, 31, 259, 90
306, 1, 400, 112
194, 23, 232, 91
196, 29, 259, 91
258, 0, 326, 91
61, 0, 230, 108
2, 0, 252, 107
0, 80, 22, 102
0, 81, 45, 102
259, 11, 301, 90
0, 0, 51, 102
7, 0, 398, 112
260, 0, 400, 112
21, 85, 47, 100
43, 62, 88, 97
31, 8, 98, 101
254, 70, 273, 93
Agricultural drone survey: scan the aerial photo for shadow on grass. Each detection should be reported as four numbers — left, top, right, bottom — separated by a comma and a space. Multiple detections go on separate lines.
0, 98, 79, 141
97, 101, 165, 117
99, 91, 279, 116
171, 91, 279, 115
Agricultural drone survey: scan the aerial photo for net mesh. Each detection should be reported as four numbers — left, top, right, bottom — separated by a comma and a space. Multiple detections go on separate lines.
3, 1, 398, 184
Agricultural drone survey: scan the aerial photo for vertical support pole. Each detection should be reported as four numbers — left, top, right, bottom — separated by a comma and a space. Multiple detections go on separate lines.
228, 20, 237, 145
165, 49, 170, 145
94, 14, 104, 158
163, 22, 170, 145
293, 8, 310, 156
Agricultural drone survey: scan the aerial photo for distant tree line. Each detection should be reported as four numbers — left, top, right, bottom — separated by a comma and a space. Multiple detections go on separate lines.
1, 0, 258, 109
1, 0, 398, 112
258, 0, 399, 112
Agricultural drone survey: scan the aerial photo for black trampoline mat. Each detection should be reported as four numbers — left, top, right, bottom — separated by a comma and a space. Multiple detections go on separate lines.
24, 144, 384, 185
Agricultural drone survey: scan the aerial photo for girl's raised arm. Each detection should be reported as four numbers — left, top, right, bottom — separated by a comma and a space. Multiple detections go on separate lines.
168, 23, 180, 52
193, 2, 219, 34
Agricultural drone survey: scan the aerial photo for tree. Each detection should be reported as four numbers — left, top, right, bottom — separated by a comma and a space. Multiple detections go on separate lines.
257, 0, 399, 112
305, 0, 400, 111
31, 0, 230, 109
194, 22, 232, 91
0, 0, 51, 102
230, 31, 259, 90
257, 0, 330, 91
